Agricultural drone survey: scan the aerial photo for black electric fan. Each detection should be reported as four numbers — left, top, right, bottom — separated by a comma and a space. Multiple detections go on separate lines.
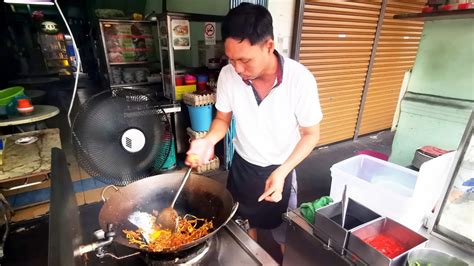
71, 89, 172, 186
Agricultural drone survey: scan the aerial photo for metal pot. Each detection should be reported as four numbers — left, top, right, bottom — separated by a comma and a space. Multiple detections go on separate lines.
407, 248, 469, 266
98, 172, 238, 254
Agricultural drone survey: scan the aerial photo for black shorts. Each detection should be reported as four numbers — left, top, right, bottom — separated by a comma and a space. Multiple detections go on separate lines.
227, 152, 292, 229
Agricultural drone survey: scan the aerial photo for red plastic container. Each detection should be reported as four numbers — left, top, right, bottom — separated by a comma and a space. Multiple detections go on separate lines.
184, 74, 197, 85
196, 82, 207, 94
422, 6, 434, 13
440, 4, 453, 11
458, 2, 472, 9
175, 76, 184, 86
356, 149, 389, 161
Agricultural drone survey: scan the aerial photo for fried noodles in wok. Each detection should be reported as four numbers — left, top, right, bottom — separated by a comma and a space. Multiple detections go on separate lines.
124, 214, 213, 252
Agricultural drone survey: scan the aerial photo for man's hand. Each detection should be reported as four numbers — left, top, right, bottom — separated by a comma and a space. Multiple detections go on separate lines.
256, 124, 319, 203
258, 168, 288, 203
185, 138, 214, 167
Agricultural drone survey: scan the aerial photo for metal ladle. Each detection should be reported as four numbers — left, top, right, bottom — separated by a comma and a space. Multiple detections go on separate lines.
156, 167, 193, 231
341, 185, 348, 228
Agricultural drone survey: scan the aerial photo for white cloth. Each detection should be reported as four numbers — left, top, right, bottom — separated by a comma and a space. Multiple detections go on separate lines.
216, 56, 323, 167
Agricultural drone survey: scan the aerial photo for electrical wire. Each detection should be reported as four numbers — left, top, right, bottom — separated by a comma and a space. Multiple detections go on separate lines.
225, 116, 236, 170
54, 0, 81, 127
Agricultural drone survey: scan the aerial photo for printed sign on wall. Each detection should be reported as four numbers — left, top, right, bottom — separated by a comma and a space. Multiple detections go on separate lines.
204, 22, 216, 45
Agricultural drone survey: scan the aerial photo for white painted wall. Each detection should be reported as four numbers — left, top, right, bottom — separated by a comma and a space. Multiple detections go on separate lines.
268, 0, 296, 58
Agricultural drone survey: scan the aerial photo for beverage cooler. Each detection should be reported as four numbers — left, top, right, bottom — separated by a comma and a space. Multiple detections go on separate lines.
98, 19, 162, 90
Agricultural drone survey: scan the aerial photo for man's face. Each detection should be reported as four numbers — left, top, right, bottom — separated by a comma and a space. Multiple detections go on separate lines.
224, 38, 273, 81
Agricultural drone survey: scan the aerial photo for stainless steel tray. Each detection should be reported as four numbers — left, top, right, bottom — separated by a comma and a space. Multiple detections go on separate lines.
347, 217, 428, 266
313, 198, 381, 254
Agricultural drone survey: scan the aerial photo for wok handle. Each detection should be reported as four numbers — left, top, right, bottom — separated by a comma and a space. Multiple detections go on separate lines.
99, 251, 141, 260
101, 185, 119, 202
231, 202, 239, 216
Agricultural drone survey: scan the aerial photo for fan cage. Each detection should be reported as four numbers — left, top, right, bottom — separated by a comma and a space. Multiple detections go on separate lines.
72, 89, 173, 186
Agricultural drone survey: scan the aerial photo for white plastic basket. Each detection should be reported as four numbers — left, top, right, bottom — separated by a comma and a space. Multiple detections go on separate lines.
330, 155, 425, 230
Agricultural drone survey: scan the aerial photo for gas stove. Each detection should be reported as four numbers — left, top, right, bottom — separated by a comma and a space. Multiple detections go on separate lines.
83, 215, 276, 266
140, 238, 213, 265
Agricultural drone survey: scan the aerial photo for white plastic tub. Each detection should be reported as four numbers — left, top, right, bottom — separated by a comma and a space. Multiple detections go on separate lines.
330, 155, 425, 230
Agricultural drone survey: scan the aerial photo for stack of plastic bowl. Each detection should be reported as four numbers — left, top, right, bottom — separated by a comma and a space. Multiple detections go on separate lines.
17, 98, 34, 115
0, 86, 26, 117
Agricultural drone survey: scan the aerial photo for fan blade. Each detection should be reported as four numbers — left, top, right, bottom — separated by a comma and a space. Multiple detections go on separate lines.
72, 89, 170, 185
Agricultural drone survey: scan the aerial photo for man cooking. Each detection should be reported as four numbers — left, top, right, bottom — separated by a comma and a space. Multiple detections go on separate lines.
186, 3, 322, 252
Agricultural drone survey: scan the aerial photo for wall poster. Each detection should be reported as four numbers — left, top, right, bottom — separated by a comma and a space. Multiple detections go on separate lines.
171, 19, 190, 50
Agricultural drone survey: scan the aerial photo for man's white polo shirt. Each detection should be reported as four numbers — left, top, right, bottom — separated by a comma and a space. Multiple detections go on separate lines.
215, 56, 323, 167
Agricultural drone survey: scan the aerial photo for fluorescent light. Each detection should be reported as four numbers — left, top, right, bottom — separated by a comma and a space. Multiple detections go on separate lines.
4, 0, 54, 5
338, 34, 347, 38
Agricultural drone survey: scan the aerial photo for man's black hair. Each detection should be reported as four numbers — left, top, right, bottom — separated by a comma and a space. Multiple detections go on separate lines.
222, 3, 273, 45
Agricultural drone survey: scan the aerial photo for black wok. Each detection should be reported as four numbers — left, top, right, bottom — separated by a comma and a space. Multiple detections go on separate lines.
98, 172, 238, 254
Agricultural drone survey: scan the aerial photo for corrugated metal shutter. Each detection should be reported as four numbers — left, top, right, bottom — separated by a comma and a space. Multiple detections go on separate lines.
358, 0, 425, 135
299, 1, 382, 145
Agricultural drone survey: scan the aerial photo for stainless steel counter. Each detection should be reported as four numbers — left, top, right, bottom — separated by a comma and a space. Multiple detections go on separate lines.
206, 220, 279, 266
282, 209, 358, 266
283, 209, 473, 266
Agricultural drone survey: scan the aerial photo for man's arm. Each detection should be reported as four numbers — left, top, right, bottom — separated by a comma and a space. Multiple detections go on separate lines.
278, 124, 320, 177
186, 110, 232, 167
205, 110, 233, 145
259, 124, 320, 202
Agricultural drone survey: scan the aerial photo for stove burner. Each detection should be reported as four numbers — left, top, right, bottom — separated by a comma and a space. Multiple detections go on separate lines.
141, 238, 214, 265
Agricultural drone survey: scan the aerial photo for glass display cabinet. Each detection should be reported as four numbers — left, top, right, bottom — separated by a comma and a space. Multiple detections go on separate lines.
430, 111, 474, 253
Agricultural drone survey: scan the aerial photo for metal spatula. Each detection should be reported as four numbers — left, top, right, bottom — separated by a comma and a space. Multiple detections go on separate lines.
156, 167, 193, 231
128, 211, 154, 243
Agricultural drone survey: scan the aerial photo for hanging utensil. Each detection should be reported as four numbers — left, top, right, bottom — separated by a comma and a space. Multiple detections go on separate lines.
156, 167, 193, 231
